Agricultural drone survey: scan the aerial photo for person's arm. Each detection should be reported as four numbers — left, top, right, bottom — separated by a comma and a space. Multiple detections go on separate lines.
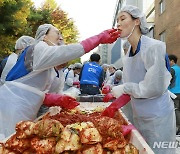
33, 29, 120, 71
33, 42, 84, 71
0, 58, 8, 77
123, 42, 171, 98
0, 60, 4, 77
169, 68, 175, 89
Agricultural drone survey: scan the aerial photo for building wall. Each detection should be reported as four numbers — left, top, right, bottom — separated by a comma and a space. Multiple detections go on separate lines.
126, 0, 143, 11
97, 44, 114, 64
97, 45, 108, 64
154, 0, 180, 64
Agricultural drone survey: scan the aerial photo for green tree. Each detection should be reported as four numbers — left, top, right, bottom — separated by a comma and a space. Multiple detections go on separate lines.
0, 0, 33, 58
24, 6, 53, 37
36, 0, 81, 62
51, 8, 79, 44
25, 0, 79, 44
42, 0, 57, 11
50, 4, 80, 63
0, 0, 80, 63
24, 0, 57, 36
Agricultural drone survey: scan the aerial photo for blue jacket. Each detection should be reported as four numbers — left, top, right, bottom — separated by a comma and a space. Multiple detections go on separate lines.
80, 62, 103, 87
169, 64, 180, 94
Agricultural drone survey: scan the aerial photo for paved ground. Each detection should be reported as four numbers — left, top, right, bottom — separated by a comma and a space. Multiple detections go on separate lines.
176, 136, 180, 154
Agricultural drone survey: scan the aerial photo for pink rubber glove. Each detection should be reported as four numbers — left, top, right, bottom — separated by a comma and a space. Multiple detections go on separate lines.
102, 85, 111, 94
73, 81, 80, 85
103, 93, 115, 102
43, 93, 80, 109
81, 29, 120, 53
121, 124, 136, 136
102, 94, 130, 118
76, 84, 80, 88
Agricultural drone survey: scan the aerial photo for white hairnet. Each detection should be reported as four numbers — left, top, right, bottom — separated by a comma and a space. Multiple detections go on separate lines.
101, 64, 109, 69
15, 36, 35, 50
120, 5, 149, 34
74, 63, 82, 69
35, 24, 54, 42
68, 64, 74, 69
115, 70, 122, 78
109, 64, 117, 70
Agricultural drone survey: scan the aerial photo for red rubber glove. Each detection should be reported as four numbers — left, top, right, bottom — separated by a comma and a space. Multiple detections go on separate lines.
43, 93, 80, 109
101, 82, 105, 87
101, 94, 130, 118
103, 93, 115, 102
102, 85, 111, 94
121, 124, 135, 136
73, 81, 80, 85
76, 84, 80, 88
81, 29, 120, 53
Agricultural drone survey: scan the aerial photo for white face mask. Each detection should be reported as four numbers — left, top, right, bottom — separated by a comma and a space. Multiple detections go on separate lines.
120, 24, 136, 40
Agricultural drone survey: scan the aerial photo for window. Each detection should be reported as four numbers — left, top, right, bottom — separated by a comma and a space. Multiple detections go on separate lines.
160, 31, 166, 42
159, 0, 165, 14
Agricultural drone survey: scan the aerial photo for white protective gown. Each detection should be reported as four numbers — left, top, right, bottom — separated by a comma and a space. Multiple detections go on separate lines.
37, 68, 65, 117
64, 69, 74, 91
106, 74, 123, 86
49, 69, 65, 94
0, 41, 84, 137
122, 35, 176, 154
63, 70, 80, 91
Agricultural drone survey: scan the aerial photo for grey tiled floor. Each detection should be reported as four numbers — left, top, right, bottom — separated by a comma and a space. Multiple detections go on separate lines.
176, 136, 180, 154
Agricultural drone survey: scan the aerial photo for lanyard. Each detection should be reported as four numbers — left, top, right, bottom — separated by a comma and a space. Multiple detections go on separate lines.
129, 39, 141, 57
